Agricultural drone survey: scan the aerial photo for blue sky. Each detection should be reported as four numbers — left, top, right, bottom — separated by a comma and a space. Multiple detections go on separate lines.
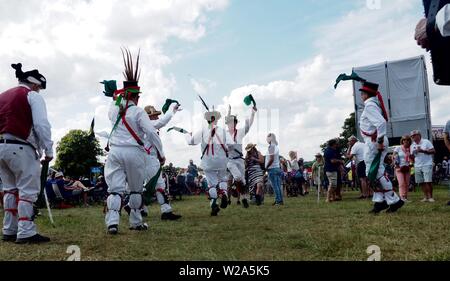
164, 0, 363, 105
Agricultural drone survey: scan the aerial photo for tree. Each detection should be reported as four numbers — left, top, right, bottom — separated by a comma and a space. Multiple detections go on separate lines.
320, 112, 357, 152
54, 130, 104, 178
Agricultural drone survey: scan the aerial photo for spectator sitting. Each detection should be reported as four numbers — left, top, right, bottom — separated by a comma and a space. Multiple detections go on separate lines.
170, 171, 186, 200
45, 172, 90, 207
198, 175, 209, 195
92, 175, 108, 202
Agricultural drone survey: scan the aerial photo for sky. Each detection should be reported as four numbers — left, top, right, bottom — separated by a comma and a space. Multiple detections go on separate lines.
1, 0, 449, 168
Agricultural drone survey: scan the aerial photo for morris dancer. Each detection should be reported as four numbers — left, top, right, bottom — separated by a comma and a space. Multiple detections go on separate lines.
0, 63, 52, 243
103, 49, 164, 234
359, 81, 404, 214
225, 105, 257, 208
186, 97, 229, 216
141, 103, 182, 220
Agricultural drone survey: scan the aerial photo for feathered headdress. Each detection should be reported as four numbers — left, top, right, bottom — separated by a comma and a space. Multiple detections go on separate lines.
112, 48, 142, 103
121, 47, 141, 88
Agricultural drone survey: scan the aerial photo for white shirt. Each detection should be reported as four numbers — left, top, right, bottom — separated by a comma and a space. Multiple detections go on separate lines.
350, 141, 366, 164
4, 84, 54, 157
225, 109, 256, 159
145, 106, 176, 158
394, 146, 411, 167
287, 159, 299, 172
187, 123, 228, 170
411, 138, 434, 168
108, 100, 164, 158
359, 97, 387, 141
265, 144, 280, 170
436, 4, 450, 37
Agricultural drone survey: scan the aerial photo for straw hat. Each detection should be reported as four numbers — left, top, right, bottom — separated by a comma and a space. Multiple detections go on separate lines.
144, 105, 162, 116
245, 143, 257, 152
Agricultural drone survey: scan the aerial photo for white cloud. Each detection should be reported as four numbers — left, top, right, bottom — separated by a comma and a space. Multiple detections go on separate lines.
0, 0, 229, 167
190, 77, 217, 96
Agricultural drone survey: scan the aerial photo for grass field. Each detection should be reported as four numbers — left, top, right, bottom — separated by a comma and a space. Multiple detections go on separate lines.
1, 186, 449, 261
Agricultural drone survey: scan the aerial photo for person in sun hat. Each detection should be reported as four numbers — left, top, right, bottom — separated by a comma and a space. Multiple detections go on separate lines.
0, 63, 53, 244
123, 102, 182, 221
103, 48, 164, 235
224, 104, 257, 208
244, 143, 265, 205
186, 97, 230, 216
359, 81, 404, 214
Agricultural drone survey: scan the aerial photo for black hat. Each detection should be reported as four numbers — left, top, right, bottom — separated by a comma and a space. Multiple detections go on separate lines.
359, 81, 379, 96
11, 63, 46, 89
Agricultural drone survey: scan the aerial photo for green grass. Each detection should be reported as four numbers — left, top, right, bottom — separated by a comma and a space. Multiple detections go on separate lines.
1, 186, 449, 261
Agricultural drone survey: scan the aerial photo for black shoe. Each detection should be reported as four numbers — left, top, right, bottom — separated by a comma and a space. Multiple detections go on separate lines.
107, 225, 118, 235
124, 205, 131, 216
129, 223, 149, 231
237, 200, 241, 205
211, 202, 220, 216
447, 201, 450, 206
369, 201, 389, 214
386, 200, 405, 213
161, 212, 182, 221
255, 195, 262, 206
220, 195, 228, 209
141, 210, 148, 217
2, 234, 17, 242
15, 234, 50, 244
242, 199, 249, 208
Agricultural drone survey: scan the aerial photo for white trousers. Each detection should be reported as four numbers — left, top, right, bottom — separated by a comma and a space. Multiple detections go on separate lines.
105, 146, 146, 228
227, 159, 249, 200
363, 137, 400, 205
145, 155, 172, 214
205, 169, 228, 206
227, 159, 246, 185
0, 144, 40, 239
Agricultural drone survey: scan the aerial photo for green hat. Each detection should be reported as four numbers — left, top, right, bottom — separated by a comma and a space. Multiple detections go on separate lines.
100, 80, 117, 97
243, 94, 256, 107
162, 99, 180, 114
